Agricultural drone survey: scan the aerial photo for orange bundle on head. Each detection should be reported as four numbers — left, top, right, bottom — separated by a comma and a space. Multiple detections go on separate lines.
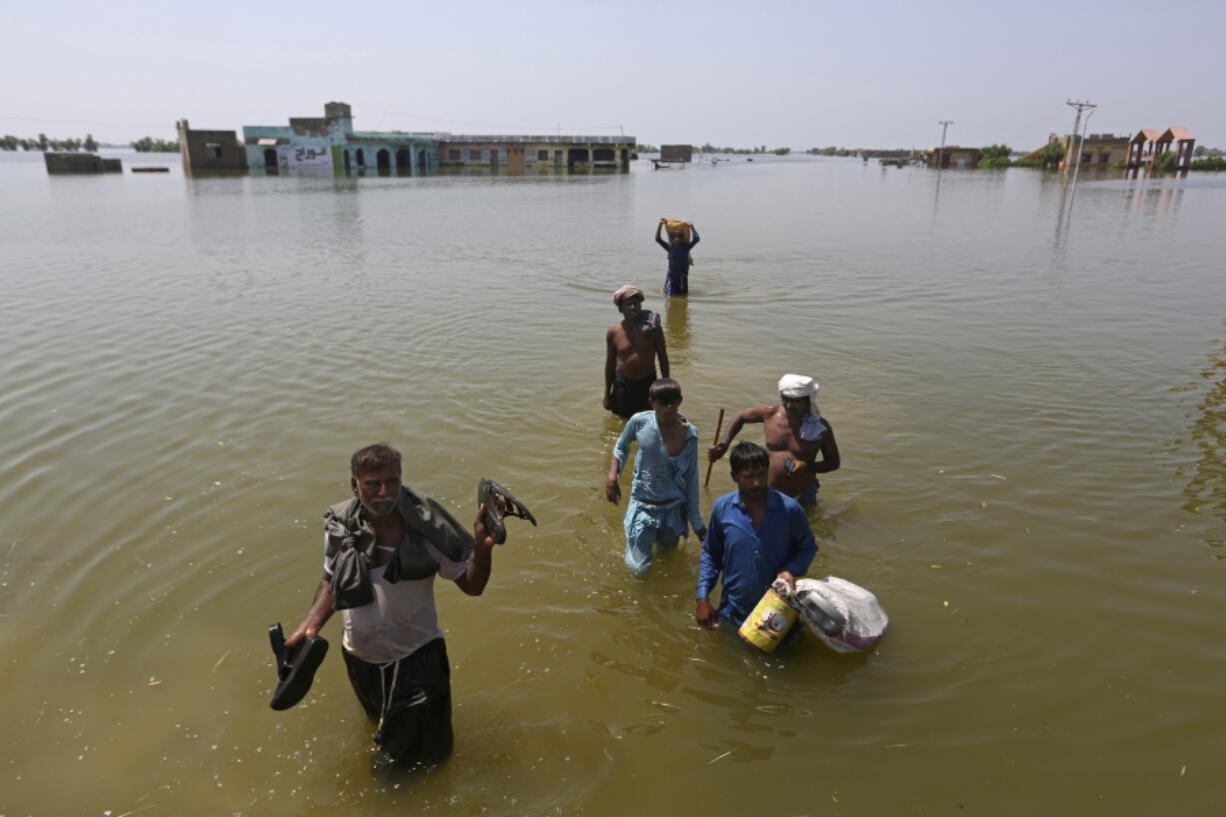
664, 219, 692, 242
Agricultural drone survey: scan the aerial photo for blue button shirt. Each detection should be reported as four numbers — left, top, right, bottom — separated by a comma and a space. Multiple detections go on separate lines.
697, 489, 817, 623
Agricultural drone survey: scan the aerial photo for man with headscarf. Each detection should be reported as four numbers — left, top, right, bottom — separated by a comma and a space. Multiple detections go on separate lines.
707, 374, 840, 506
604, 285, 670, 419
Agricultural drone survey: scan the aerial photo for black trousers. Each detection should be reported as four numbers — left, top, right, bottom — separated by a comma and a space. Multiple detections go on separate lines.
342, 637, 453, 769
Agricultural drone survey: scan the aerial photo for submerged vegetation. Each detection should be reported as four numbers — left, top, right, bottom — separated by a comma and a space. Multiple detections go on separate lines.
1014, 141, 1064, 169
130, 137, 180, 153
978, 144, 1013, 169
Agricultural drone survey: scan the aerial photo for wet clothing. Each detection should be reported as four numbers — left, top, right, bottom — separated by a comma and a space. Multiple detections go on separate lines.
697, 488, 817, 624
613, 410, 703, 572
323, 487, 473, 610
797, 478, 819, 507
622, 500, 685, 572
322, 504, 471, 769
343, 637, 453, 769
657, 229, 700, 295
323, 535, 469, 662
610, 372, 656, 419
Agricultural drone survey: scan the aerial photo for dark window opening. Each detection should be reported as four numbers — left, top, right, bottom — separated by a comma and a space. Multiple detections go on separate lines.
396, 148, 411, 171
449, 149, 461, 161
355, 148, 365, 166
206, 142, 223, 159
538, 149, 549, 161
593, 148, 615, 162
469, 150, 482, 161
377, 148, 391, 172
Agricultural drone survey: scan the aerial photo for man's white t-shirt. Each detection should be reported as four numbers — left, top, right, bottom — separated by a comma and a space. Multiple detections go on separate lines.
323, 531, 469, 664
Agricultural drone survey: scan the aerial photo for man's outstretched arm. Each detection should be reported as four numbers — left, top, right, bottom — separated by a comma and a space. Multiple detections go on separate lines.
285, 576, 335, 653
454, 505, 499, 597
603, 329, 617, 410
707, 405, 773, 461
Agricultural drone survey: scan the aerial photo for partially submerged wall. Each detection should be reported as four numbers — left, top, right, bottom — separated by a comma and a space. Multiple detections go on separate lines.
44, 152, 121, 173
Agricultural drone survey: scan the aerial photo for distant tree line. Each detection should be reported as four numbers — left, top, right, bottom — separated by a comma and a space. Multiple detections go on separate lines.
131, 136, 180, 153
1, 133, 99, 152
697, 143, 790, 155
806, 146, 859, 157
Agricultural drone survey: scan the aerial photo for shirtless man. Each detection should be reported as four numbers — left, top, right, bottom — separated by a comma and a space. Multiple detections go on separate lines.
707, 374, 840, 506
604, 285, 669, 419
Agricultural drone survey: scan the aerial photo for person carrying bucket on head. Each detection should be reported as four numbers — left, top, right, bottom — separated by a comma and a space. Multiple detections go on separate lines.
655, 218, 700, 296
696, 441, 816, 629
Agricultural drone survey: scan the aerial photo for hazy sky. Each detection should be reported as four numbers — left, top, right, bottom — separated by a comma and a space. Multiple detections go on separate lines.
3, 0, 1223, 150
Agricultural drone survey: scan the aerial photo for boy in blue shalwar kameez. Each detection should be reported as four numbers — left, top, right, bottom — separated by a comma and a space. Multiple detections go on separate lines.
605, 379, 707, 573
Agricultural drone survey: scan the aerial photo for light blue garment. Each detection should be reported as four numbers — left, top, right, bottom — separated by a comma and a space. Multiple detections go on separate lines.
613, 410, 704, 533
623, 499, 682, 573
613, 410, 704, 572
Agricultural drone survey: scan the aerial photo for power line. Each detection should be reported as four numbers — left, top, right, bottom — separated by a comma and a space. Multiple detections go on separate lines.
0, 113, 172, 130
354, 103, 626, 133
1063, 99, 1096, 179
937, 120, 953, 168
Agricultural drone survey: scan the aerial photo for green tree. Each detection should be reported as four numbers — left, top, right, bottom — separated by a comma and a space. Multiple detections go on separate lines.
979, 143, 1013, 168
0, 135, 17, 151
1153, 150, 1179, 173
38, 133, 49, 151
84, 133, 97, 152
1190, 156, 1226, 171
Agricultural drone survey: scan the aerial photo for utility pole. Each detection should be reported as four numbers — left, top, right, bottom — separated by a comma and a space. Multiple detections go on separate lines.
1063, 99, 1096, 178
937, 120, 953, 169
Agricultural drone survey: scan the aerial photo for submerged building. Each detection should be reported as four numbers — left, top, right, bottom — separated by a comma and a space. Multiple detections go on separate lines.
242, 102, 436, 175
176, 120, 248, 174
230, 102, 634, 176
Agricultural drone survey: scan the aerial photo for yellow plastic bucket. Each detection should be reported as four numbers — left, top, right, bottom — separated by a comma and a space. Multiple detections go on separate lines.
737, 587, 798, 653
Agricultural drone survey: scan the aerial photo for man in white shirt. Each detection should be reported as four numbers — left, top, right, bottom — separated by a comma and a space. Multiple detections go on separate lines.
284, 443, 500, 770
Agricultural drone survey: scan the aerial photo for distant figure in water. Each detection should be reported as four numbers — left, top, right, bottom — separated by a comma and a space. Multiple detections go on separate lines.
708, 374, 840, 506
655, 218, 700, 296
605, 285, 669, 419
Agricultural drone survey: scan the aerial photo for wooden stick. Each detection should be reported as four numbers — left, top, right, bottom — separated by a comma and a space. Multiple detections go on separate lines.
704, 408, 725, 488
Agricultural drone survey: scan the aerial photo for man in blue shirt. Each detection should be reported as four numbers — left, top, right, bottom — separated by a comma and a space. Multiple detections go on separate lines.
696, 441, 817, 627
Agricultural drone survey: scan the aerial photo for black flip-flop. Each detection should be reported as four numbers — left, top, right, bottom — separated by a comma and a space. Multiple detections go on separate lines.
477, 478, 537, 544
268, 622, 328, 711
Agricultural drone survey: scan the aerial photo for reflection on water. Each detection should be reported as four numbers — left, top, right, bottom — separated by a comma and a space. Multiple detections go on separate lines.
662, 296, 691, 356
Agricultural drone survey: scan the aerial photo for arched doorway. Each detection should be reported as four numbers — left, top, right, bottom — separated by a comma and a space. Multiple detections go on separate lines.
263, 148, 277, 171
418, 150, 427, 172
377, 149, 391, 173
396, 148, 411, 174
567, 148, 588, 170
343, 150, 351, 173
355, 148, 365, 168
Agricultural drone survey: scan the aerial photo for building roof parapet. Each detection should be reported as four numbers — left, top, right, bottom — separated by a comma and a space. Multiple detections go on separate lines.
348, 132, 436, 144
438, 134, 634, 144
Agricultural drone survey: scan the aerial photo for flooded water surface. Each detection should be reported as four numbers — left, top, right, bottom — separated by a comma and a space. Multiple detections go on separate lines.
1, 152, 1224, 816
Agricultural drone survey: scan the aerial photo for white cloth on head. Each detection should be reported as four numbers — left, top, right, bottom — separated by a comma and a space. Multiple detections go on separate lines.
777, 374, 824, 441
